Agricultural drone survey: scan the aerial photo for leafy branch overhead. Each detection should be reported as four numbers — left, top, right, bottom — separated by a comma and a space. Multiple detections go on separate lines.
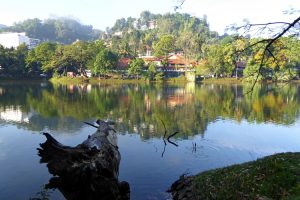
236, 16, 300, 86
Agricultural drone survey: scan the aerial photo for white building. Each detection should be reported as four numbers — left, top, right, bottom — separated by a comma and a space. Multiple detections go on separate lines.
0, 32, 39, 49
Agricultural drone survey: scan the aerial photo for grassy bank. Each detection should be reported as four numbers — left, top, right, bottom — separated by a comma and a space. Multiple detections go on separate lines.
170, 152, 300, 200
49, 76, 193, 85
49, 77, 90, 84
201, 77, 243, 84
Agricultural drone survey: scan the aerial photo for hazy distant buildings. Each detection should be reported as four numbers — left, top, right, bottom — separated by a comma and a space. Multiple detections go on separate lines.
0, 32, 40, 49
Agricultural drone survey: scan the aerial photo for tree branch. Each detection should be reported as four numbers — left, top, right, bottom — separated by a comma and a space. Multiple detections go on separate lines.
244, 16, 300, 93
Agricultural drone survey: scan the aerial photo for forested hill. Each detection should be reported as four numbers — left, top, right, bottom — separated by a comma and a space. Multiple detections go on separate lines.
0, 11, 219, 49
106, 11, 219, 59
0, 18, 103, 44
109, 11, 217, 37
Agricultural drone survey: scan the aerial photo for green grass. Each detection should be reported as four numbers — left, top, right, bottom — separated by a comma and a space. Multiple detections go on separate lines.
191, 153, 300, 199
88, 77, 148, 84
49, 77, 89, 84
49, 76, 192, 85
200, 77, 242, 84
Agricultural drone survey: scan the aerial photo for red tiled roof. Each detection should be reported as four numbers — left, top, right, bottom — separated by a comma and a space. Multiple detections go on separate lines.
118, 58, 131, 68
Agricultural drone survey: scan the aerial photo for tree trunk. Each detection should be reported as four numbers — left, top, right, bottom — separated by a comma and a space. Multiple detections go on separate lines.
38, 120, 130, 200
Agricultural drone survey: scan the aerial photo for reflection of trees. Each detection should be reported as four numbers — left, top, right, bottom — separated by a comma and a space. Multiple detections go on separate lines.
0, 82, 300, 139
242, 84, 300, 124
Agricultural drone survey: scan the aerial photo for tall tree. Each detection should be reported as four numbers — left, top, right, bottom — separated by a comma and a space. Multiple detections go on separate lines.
153, 34, 175, 70
128, 58, 145, 79
93, 49, 118, 76
26, 42, 57, 73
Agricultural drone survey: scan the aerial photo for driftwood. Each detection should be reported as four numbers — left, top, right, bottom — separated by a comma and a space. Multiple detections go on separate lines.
37, 120, 130, 200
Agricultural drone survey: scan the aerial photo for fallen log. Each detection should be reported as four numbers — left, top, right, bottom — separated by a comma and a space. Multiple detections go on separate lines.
37, 120, 129, 200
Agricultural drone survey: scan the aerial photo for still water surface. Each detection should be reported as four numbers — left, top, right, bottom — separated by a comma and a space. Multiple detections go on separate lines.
0, 81, 300, 199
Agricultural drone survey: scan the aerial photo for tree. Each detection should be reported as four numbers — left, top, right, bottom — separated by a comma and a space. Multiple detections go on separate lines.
175, 1, 300, 83
128, 58, 145, 79
153, 34, 175, 70
26, 42, 57, 74
147, 62, 157, 80
0, 44, 28, 76
67, 41, 95, 77
203, 44, 226, 77
236, 17, 300, 85
93, 49, 118, 77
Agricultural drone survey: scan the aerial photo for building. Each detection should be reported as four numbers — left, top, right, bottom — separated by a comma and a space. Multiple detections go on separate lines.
117, 58, 132, 70
0, 32, 40, 49
141, 53, 196, 72
148, 20, 157, 29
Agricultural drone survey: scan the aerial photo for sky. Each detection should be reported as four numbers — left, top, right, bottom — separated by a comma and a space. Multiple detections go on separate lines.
0, 0, 299, 34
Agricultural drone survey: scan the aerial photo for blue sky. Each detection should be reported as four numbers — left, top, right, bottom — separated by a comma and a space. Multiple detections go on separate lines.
0, 0, 299, 34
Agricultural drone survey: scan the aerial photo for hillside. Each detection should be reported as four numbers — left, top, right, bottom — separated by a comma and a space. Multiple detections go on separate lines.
106, 11, 219, 59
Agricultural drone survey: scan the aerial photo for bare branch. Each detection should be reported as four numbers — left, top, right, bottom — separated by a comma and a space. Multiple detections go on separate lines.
84, 122, 98, 129
242, 16, 300, 93
167, 131, 179, 147
160, 119, 167, 140
174, 0, 186, 11
236, 22, 292, 30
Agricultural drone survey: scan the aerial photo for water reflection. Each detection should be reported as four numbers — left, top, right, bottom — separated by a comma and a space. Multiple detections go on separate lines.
0, 82, 300, 138
1, 81, 300, 199
1, 82, 300, 159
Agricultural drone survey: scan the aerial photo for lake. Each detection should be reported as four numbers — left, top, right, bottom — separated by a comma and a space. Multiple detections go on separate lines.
0, 81, 300, 200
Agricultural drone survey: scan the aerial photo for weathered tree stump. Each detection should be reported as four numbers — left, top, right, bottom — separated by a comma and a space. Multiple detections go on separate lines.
38, 120, 130, 200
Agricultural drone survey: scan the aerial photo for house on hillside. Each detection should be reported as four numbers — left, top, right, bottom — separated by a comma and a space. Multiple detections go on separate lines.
117, 57, 132, 70
166, 54, 195, 71
139, 53, 196, 79
141, 56, 162, 67
148, 21, 157, 29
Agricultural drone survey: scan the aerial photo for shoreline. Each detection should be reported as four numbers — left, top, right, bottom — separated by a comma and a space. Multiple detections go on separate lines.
169, 152, 300, 199
1, 76, 300, 85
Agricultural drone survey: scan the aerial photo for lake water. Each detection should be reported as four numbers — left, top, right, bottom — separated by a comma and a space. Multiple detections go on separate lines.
0, 81, 300, 200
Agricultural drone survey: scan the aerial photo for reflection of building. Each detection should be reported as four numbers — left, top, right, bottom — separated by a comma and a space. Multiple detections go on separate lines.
0, 87, 4, 95
0, 32, 40, 49
0, 106, 31, 123
166, 86, 195, 108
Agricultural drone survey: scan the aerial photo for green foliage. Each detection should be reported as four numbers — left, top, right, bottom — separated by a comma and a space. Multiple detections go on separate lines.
153, 34, 174, 57
146, 62, 157, 80
243, 60, 263, 82
93, 49, 118, 76
154, 72, 164, 81
128, 58, 145, 79
0, 44, 28, 76
203, 44, 227, 77
26, 42, 57, 73
1, 11, 300, 82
